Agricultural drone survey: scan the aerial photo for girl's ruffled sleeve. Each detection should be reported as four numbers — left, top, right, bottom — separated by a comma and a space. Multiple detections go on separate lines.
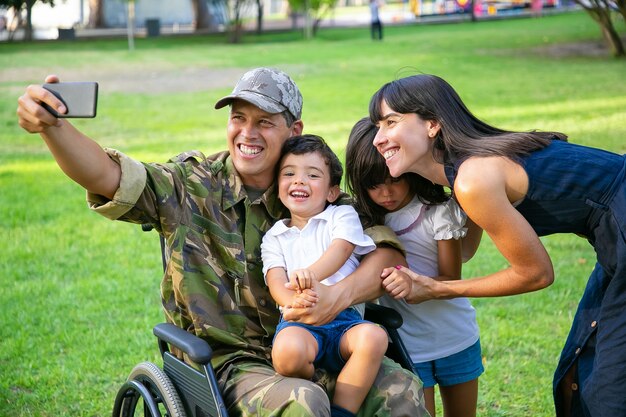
432, 199, 468, 240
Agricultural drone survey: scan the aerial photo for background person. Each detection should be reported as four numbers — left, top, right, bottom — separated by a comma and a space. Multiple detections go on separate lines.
368, 73, 626, 417
370, 0, 384, 40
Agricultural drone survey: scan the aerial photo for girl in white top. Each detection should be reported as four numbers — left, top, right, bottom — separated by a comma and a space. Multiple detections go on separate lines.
345, 118, 483, 417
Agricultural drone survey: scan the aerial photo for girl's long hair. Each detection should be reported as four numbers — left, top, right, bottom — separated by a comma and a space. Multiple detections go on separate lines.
345, 117, 448, 228
369, 74, 567, 165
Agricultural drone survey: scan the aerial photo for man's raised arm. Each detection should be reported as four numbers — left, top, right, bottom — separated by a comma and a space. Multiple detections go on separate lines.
17, 75, 120, 199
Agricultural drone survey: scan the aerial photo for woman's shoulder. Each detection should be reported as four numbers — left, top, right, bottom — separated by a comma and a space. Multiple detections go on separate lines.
455, 156, 524, 196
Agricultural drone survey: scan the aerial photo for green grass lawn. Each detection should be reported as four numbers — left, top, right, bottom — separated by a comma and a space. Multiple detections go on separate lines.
1, 11, 625, 416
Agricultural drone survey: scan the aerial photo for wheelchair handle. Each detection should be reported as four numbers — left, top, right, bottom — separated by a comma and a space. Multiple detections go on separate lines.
153, 323, 214, 365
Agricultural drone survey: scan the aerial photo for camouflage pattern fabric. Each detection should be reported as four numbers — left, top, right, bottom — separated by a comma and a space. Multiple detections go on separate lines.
218, 357, 428, 417
88, 148, 429, 416
214, 67, 304, 120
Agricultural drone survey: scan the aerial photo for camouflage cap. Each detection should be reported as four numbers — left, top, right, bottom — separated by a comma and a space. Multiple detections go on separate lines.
214, 67, 303, 120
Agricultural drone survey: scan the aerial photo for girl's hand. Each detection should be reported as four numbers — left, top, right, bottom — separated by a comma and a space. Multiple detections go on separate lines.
381, 265, 413, 299
289, 268, 315, 292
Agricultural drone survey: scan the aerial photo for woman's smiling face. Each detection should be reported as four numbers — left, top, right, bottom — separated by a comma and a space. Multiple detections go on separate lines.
373, 100, 437, 178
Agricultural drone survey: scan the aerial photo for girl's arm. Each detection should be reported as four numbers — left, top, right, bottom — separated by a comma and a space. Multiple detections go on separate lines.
436, 238, 462, 280
461, 217, 483, 263
403, 157, 554, 303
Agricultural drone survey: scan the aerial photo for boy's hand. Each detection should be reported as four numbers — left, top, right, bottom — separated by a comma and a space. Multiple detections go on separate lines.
284, 278, 319, 307
290, 288, 319, 308
289, 268, 316, 292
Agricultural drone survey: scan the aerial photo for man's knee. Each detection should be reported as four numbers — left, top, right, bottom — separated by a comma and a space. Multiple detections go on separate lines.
222, 362, 331, 417
361, 357, 429, 417
262, 378, 331, 417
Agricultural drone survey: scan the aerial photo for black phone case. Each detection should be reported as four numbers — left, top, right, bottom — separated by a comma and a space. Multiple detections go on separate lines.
42, 82, 98, 118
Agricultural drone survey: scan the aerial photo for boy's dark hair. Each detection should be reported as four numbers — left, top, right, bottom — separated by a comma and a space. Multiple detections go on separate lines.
278, 134, 343, 187
345, 117, 449, 227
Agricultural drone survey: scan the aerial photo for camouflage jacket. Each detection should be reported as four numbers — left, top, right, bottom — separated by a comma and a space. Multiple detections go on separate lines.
88, 148, 403, 371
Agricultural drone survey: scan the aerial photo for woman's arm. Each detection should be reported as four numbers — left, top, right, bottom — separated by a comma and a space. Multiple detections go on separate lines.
382, 238, 462, 298
404, 157, 554, 303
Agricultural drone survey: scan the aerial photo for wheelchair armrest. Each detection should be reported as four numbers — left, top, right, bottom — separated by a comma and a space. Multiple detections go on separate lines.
153, 323, 213, 365
364, 302, 403, 329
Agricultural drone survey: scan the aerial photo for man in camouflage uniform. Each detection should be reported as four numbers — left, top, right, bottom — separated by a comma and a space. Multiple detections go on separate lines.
17, 68, 428, 417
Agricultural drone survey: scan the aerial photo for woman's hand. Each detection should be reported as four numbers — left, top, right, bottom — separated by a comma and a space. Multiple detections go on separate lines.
382, 265, 440, 304
380, 265, 413, 299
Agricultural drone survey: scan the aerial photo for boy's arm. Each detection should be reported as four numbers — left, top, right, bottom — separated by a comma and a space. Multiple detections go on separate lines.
282, 225, 407, 325
17, 76, 120, 199
266, 267, 297, 308
292, 239, 355, 288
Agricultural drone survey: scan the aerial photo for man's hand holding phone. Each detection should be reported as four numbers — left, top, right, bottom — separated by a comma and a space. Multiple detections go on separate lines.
41, 81, 98, 118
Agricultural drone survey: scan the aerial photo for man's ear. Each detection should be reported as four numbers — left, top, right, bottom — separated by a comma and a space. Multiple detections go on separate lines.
291, 120, 304, 136
327, 185, 341, 203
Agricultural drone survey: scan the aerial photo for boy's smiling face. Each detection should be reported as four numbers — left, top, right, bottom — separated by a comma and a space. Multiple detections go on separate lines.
278, 152, 339, 229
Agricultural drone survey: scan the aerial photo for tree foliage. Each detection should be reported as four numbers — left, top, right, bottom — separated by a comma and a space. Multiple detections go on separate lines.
287, 0, 338, 38
0, 0, 56, 40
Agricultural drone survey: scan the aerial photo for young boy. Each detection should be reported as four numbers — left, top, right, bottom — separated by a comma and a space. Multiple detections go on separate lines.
261, 134, 389, 417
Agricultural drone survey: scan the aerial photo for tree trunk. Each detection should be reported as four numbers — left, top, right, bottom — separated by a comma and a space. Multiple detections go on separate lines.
255, 0, 263, 34
88, 0, 105, 28
575, 0, 625, 57
614, 0, 626, 24
191, 0, 213, 30
24, 0, 34, 41
597, 14, 625, 57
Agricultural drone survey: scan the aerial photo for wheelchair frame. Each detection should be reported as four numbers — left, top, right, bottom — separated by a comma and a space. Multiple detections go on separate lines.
112, 227, 414, 417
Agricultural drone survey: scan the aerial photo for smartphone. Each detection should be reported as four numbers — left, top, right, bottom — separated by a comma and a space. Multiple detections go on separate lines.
42, 82, 98, 118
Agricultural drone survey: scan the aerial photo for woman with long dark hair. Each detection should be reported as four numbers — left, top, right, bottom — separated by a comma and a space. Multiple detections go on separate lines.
368, 74, 625, 417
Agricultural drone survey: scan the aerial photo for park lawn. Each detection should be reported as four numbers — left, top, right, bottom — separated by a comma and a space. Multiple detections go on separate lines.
1, 10, 625, 416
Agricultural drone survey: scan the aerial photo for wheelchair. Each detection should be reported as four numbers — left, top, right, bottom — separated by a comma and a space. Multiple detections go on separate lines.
112, 227, 415, 417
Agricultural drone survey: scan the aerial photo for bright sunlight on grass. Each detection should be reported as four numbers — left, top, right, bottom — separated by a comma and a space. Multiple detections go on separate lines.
1, 10, 625, 416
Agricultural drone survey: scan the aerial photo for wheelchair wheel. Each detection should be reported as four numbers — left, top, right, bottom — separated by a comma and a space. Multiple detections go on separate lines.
113, 361, 186, 417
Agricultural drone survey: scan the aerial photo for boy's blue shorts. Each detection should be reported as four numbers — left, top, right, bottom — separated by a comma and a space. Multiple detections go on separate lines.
275, 308, 367, 374
412, 339, 484, 388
